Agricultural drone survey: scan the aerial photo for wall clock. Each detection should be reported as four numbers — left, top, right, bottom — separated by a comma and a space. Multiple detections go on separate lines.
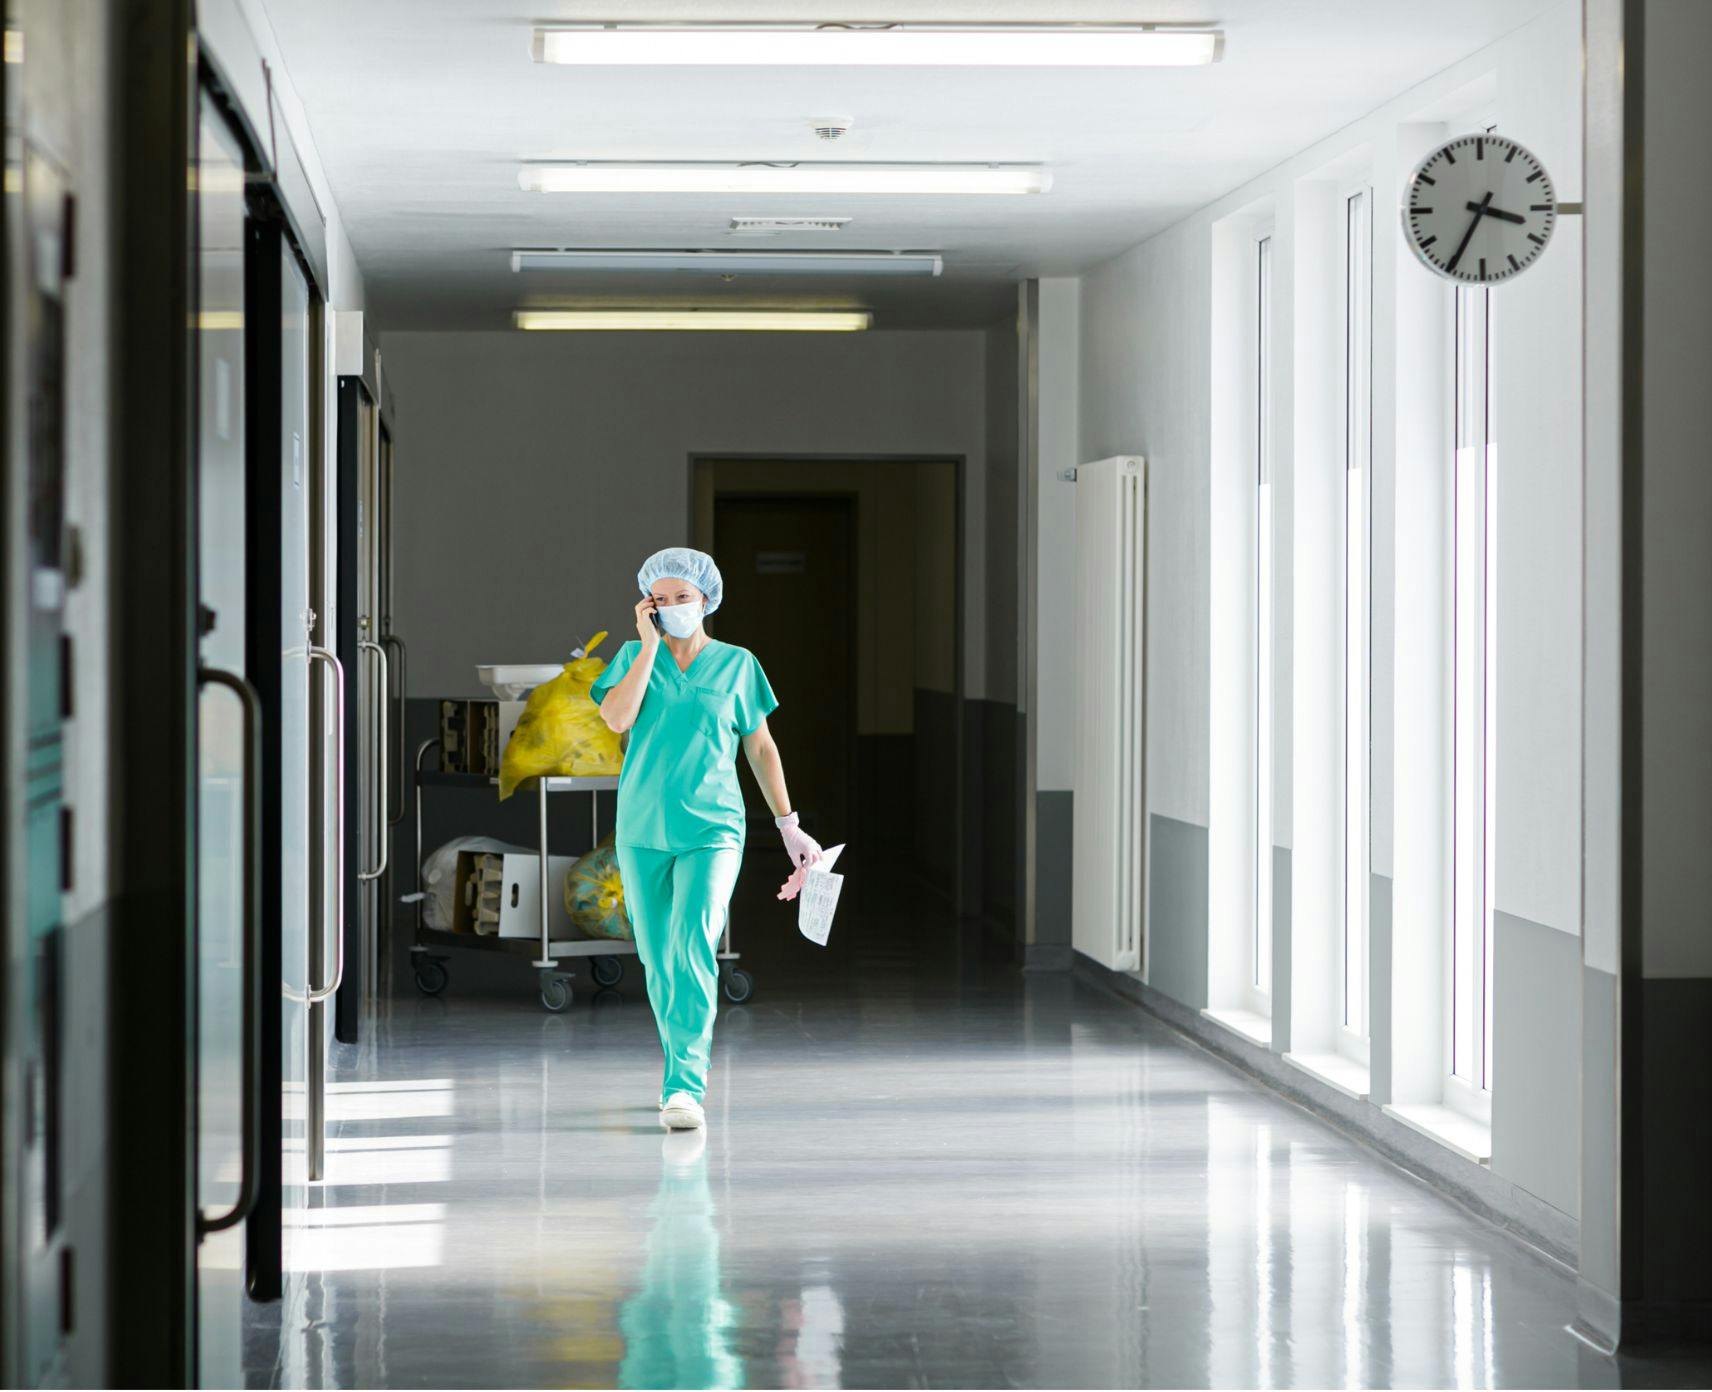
1401, 133, 1557, 284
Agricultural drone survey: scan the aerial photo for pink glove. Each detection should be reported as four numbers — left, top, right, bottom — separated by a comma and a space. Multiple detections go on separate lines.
775, 811, 822, 884
776, 861, 812, 903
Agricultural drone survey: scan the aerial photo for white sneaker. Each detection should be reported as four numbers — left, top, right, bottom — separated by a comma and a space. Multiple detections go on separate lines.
659, 1092, 705, 1131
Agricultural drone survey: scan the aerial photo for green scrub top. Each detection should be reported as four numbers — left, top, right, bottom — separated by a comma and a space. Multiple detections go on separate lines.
590, 638, 778, 852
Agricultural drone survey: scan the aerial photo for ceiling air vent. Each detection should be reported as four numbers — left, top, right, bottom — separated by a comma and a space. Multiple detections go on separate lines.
729, 216, 850, 236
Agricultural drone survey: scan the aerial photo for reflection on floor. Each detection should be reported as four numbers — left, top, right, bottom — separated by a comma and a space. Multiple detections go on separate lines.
244, 861, 1712, 1389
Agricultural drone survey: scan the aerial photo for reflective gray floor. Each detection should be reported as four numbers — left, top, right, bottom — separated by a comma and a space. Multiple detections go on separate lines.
245, 863, 1711, 1389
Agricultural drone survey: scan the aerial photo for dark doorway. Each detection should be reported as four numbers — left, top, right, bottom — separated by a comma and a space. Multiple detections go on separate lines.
711, 496, 857, 847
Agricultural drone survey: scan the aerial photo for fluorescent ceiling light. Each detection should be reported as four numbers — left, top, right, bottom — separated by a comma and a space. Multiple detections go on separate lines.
514, 309, 873, 332
532, 24, 1221, 68
510, 249, 942, 277
518, 163, 1050, 196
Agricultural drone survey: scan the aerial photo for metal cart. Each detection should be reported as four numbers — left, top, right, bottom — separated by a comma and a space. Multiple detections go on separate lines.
408, 738, 754, 1011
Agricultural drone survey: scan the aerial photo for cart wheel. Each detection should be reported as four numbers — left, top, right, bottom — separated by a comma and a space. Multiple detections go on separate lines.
591, 955, 624, 988
721, 966, 754, 1004
539, 976, 572, 1013
414, 960, 449, 997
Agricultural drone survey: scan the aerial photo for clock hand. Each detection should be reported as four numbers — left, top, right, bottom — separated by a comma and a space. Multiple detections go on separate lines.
1445, 191, 1493, 273
1467, 199, 1525, 225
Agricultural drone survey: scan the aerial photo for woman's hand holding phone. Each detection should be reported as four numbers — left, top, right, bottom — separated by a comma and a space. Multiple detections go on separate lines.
635, 595, 661, 652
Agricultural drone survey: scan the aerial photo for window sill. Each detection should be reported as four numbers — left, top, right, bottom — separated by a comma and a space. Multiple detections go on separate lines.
1200, 1007, 1272, 1048
1283, 1051, 1371, 1101
1382, 1102, 1492, 1164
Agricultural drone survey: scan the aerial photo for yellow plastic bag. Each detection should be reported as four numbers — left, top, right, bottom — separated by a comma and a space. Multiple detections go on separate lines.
497, 631, 624, 799
563, 835, 633, 941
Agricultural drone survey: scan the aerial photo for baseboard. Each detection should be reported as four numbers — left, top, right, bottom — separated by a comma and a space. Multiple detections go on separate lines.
1073, 950, 1579, 1271
1572, 1279, 1621, 1354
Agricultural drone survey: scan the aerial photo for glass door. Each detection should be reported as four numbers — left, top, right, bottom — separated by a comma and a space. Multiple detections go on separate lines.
3, 131, 73, 1390
334, 382, 384, 1044
192, 91, 259, 1389
358, 397, 387, 1022
277, 237, 315, 1275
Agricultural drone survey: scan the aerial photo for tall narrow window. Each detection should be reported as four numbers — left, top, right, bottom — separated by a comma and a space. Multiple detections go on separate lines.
1341, 189, 1372, 1053
1450, 284, 1496, 1110
1254, 233, 1274, 1003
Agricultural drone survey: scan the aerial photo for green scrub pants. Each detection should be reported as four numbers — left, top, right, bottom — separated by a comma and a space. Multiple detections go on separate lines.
616, 843, 743, 1105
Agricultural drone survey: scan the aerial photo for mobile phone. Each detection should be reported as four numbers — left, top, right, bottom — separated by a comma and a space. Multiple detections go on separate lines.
649, 606, 662, 632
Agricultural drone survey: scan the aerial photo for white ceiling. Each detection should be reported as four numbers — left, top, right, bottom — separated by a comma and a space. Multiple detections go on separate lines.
261, 0, 1555, 330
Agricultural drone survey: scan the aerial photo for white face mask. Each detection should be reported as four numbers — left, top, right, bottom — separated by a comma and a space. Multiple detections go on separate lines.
655, 600, 703, 639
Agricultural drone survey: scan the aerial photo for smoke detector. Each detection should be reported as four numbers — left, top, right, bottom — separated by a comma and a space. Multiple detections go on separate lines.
729, 216, 851, 236
810, 116, 854, 141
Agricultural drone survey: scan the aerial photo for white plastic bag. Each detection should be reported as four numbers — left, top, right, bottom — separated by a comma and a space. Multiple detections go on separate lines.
414, 836, 526, 931
797, 843, 847, 947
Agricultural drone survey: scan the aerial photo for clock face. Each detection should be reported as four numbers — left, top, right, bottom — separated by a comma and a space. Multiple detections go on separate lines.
1401, 134, 1556, 285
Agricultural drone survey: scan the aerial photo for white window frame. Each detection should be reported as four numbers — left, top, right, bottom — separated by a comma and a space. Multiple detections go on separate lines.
1250, 227, 1276, 1016
1447, 270, 1496, 1125
1338, 181, 1373, 1066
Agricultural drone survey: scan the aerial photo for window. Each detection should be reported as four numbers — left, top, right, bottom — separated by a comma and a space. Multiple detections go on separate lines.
1341, 188, 1372, 1058
1449, 282, 1496, 1115
1253, 232, 1275, 1008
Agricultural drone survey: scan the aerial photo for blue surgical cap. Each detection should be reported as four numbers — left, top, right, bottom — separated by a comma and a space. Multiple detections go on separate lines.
638, 547, 724, 616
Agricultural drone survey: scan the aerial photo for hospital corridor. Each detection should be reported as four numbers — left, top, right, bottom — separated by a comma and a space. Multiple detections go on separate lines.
3, 2, 1712, 1389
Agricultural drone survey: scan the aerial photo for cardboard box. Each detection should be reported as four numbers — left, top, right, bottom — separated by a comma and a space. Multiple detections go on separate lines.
453, 849, 582, 940
438, 698, 503, 774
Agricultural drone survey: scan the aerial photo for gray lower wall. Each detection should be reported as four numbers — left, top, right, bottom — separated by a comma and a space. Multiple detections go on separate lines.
1491, 911, 1580, 1220
1035, 791, 1073, 950
946, 694, 1020, 941
1640, 977, 1712, 1309
1147, 813, 1209, 1008
1579, 963, 1618, 1328
980, 699, 1017, 932
1269, 846, 1292, 1046
855, 733, 915, 855
913, 688, 958, 899
1369, 873, 1394, 1106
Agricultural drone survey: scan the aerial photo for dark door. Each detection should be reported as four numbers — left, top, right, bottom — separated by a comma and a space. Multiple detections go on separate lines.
711, 496, 856, 844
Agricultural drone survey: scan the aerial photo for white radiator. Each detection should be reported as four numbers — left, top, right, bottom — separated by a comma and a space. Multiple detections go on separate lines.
1072, 456, 1147, 972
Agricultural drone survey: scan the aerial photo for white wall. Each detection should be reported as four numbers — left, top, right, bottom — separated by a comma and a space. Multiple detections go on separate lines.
1033, 279, 1080, 792
984, 319, 1020, 707
1078, 0, 1582, 932
381, 330, 989, 697
1080, 220, 1214, 830
206, 0, 366, 312
1069, 0, 1584, 1197
1490, 3, 1584, 941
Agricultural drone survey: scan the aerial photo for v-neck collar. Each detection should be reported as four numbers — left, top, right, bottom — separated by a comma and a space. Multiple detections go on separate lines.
663, 636, 716, 680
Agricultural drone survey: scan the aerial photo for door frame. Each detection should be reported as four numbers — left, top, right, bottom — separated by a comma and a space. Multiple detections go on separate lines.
104, 1, 197, 1382
687, 452, 968, 914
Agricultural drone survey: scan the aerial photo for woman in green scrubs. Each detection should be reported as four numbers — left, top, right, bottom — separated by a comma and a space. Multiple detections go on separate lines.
592, 548, 821, 1132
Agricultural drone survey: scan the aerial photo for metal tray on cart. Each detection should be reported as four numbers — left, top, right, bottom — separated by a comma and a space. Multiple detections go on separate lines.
409, 742, 752, 1011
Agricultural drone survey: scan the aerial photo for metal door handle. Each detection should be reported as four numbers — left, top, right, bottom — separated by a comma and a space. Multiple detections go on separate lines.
383, 633, 408, 826
359, 638, 389, 880
196, 666, 263, 1237
308, 646, 346, 1002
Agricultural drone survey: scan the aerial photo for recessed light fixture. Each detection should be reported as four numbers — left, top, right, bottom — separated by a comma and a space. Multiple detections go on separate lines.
514, 309, 873, 332
510, 249, 942, 277
518, 163, 1050, 196
531, 23, 1222, 68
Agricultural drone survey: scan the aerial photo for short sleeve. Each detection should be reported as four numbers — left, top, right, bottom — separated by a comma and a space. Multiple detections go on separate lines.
588, 640, 637, 705
735, 650, 779, 736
